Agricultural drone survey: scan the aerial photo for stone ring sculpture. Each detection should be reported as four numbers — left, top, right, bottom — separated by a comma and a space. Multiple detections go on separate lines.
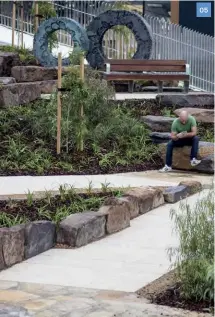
86, 10, 153, 69
33, 11, 153, 69
33, 17, 89, 67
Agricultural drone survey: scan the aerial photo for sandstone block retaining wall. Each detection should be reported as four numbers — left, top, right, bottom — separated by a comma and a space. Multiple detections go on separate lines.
0, 181, 202, 272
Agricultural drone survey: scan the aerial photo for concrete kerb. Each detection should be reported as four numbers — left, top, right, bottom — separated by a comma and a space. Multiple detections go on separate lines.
0, 180, 203, 274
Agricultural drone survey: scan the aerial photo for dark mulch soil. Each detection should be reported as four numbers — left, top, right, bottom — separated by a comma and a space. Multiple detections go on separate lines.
0, 155, 162, 177
0, 191, 117, 225
137, 270, 213, 313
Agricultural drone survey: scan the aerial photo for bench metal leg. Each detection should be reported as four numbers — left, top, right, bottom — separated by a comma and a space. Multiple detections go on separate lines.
128, 81, 134, 93
184, 81, 189, 93
157, 81, 163, 93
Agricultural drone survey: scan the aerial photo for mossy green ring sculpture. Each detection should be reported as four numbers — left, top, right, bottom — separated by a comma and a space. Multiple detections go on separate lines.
33, 17, 89, 67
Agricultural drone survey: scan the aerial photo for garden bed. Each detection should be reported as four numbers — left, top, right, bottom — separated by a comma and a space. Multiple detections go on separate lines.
137, 270, 213, 313
0, 187, 123, 227
137, 189, 214, 314
0, 97, 213, 176
0, 98, 162, 176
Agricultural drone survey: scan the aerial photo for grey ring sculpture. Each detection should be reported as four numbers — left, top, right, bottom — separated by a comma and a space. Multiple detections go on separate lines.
33, 17, 89, 67
86, 10, 153, 69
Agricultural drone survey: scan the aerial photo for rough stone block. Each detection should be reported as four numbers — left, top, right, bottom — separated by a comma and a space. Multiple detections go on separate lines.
150, 132, 171, 144
24, 221, 56, 259
99, 197, 130, 234
141, 115, 174, 132
0, 225, 25, 267
123, 187, 164, 215
0, 77, 16, 85
163, 185, 189, 203
0, 52, 20, 76
0, 82, 41, 107
0, 234, 5, 271
118, 196, 139, 219
39, 80, 57, 94
160, 141, 214, 173
174, 108, 214, 124
195, 154, 214, 174
11, 66, 59, 82
179, 181, 202, 195
157, 93, 214, 108
57, 212, 106, 247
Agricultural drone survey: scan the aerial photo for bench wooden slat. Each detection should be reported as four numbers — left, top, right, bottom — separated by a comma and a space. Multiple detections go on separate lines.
103, 73, 189, 81
105, 59, 187, 66
110, 64, 186, 72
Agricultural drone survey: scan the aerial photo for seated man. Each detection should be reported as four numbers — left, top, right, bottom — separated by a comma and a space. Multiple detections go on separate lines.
160, 110, 201, 172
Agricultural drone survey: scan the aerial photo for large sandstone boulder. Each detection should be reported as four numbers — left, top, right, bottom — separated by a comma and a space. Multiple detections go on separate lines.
157, 93, 214, 108
174, 108, 214, 124
0, 225, 25, 267
11, 66, 58, 82
0, 82, 41, 107
160, 141, 214, 173
0, 52, 20, 76
99, 197, 130, 234
141, 115, 174, 132
57, 212, 106, 247
123, 187, 164, 216
24, 221, 56, 259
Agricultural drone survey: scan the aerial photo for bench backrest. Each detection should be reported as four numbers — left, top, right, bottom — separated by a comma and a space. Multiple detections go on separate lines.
105, 59, 188, 73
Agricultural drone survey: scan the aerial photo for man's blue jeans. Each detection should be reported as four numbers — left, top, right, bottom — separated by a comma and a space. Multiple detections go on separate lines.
166, 136, 200, 167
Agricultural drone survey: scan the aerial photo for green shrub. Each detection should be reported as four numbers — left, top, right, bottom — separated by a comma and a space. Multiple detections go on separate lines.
29, 65, 156, 163
168, 190, 214, 302
0, 58, 158, 174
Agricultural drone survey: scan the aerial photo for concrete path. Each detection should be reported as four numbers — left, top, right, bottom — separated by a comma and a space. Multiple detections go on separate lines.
0, 170, 212, 196
115, 93, 157, 100
41, 92, 157, 101
0, 190, 209, 293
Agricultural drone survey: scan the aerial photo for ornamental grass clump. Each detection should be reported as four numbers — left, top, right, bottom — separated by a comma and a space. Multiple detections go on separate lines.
168, 189, 214, 302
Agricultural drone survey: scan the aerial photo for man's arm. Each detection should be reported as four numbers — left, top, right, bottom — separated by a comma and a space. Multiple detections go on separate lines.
180, 126, 197, 138
171, 120, 179, 140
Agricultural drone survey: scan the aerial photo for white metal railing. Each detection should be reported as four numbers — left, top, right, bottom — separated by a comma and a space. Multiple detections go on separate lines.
0, 1, 214, 92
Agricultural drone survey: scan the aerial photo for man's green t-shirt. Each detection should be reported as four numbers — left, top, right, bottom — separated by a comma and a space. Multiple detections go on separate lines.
171, 115, 197, 133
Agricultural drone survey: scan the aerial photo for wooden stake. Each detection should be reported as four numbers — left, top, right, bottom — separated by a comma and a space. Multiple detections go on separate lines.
20, 1, 24, 48
57, 52, 62, 155
79, 55, 85, 152
35, 1, 39, 33
80, 55, 85, 81
12, 1, 16, 46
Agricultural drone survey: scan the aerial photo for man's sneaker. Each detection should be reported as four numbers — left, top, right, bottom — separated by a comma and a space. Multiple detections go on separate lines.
159, 165, 172, 173
191, 158, 201, 167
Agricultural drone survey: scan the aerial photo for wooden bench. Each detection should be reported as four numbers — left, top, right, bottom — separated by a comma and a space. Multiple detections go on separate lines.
103, 59, 190, 93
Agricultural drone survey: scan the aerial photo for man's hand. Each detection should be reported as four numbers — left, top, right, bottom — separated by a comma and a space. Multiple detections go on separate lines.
177, 132, 187, 139
171, 132, 179, 140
